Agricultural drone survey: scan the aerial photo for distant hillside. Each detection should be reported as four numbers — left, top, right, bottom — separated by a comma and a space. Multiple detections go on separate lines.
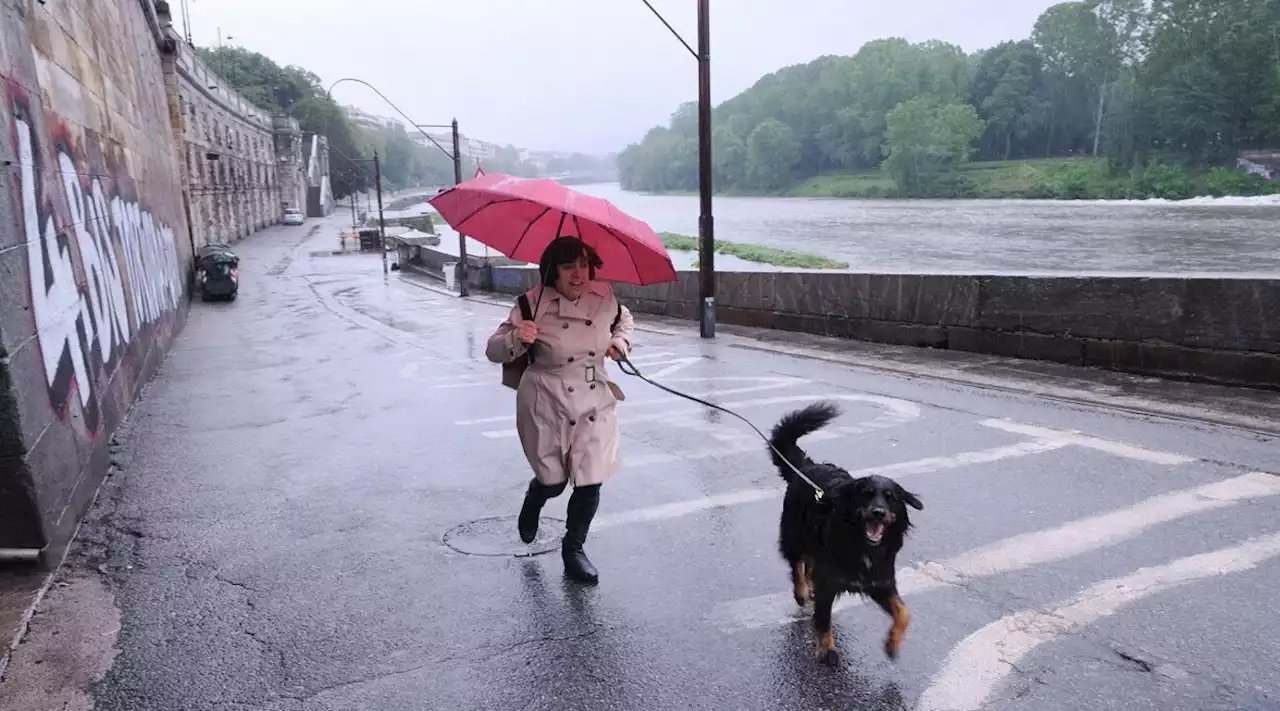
617, 0, 1280, 199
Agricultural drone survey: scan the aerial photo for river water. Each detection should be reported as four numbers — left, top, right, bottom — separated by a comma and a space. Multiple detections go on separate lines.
573, 182, 1280, 276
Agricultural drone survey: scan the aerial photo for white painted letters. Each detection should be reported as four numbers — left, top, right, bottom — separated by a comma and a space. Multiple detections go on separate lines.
14, 110, 184, 432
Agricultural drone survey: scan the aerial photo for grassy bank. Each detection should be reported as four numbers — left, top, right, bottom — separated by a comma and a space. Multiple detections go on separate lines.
658, 232, 849, 270
789, 158, 1280, 200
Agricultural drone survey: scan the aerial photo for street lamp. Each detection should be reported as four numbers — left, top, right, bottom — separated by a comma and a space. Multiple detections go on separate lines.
415, 121, 469, 295
324, 77, 471, 294
332, 154, 390, 275
640, 0, 715, 338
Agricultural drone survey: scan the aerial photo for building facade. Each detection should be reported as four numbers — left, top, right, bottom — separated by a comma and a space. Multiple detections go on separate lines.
170, 38, 296, 246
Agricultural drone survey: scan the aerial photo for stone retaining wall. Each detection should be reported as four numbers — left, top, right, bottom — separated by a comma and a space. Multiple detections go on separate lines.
486, 265, 1279, 390
0, 0, 193, 561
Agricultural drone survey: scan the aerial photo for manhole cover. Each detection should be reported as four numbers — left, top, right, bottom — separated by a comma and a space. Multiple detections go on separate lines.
443, 516, 565, 557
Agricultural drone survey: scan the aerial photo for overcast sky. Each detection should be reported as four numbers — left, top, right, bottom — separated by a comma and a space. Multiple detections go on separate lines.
177, 0, 1061, 156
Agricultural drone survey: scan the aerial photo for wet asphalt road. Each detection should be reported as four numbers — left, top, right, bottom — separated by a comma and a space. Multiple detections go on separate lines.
49, 217, 1280, 710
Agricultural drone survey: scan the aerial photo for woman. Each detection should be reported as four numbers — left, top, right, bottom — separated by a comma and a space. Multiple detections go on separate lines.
486, 236, 636, 584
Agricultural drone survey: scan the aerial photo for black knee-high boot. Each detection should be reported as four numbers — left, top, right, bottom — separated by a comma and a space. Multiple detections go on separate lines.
518, 479, 567, 543
563, 484, 601, 584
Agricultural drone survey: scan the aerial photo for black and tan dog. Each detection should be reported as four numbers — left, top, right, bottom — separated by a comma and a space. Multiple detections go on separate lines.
768, 402, 923, 665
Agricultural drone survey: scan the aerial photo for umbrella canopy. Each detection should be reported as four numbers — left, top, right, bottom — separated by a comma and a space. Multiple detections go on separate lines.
428, 173, 677, 285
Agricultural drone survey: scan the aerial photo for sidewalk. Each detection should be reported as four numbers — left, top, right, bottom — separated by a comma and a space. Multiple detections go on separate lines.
3, 215, 1279, 710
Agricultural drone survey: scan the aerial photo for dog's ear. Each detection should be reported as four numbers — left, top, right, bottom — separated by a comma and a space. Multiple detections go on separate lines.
898, 485, 923, 510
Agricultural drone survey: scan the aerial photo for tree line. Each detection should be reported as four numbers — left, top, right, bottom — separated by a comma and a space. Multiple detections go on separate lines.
617, 0, 1280, 198
197, 47, 541, 199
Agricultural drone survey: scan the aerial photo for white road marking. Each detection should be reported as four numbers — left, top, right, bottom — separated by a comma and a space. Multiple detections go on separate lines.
981, 419, 1194, 465
616, 394, 923, 463
431, 381, 495, 390
595, 488, 780, 529
399, 350, 680, 386
414, 372, 488, 384
638, 357, 705, 379
622, 351, 677, 363
852, 441, 1063, 478
427, 353, 699, 391
709, 471, 1280, 631
479, 388, 816, 438
917, 528, 1280, 711
454, 377, 811, 426
620, 427, 844, 467
595, 440, 1056, 530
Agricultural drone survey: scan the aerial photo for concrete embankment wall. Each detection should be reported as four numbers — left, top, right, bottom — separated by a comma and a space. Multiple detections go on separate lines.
481, 264, 1279, 390
0, 0, 323, 562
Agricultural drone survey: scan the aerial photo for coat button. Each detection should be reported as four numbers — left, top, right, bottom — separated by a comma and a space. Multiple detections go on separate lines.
568, 386, 574, 392
562, 322, 569, 329
568, 356, 575, 362
589, 384, 596, 389
586, 320, 593, 326
588, 351, 595, 356
569, 419, 576, 426
589, 415, 596, 422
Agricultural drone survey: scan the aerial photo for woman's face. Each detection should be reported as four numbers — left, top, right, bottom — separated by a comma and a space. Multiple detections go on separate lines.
554, 255, 591, 300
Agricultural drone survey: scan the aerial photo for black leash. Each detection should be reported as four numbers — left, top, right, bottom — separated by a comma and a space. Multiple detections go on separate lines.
615, 354, 827, 501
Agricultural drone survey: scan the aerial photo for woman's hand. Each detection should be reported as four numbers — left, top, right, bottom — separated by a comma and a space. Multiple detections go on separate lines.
516, 321, 538, 345
605, 337, 628, 361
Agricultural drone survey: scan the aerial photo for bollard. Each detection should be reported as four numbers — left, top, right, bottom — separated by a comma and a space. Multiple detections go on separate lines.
443, 262, 456, 292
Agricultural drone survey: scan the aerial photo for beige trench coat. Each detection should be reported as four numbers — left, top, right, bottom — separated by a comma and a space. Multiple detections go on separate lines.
486, 281, 636, 487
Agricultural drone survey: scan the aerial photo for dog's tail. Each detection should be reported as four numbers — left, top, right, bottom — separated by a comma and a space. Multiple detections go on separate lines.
768, 401, 841, 483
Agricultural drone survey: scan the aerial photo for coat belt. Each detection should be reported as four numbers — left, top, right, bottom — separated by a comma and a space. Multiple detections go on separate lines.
530, 360, 605, 381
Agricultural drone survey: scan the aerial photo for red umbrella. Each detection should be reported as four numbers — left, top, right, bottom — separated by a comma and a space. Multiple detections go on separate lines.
428, 172, 677, 285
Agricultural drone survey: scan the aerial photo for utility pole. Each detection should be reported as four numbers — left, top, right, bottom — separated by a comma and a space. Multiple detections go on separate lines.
696, 0, 715, 338
636, 0, 715, 334
374, 152, 388, 276
452, 118, 469, 296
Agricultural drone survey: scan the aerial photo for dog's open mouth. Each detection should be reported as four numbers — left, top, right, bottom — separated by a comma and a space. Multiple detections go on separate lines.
865, 521, 885, 545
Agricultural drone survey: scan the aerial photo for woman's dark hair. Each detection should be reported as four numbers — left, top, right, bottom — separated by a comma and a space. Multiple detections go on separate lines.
538, 236, 604, 286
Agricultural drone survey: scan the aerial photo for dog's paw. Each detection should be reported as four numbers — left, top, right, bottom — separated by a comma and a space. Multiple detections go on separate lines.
818, 648, 840, 666
884, 637, 900, 660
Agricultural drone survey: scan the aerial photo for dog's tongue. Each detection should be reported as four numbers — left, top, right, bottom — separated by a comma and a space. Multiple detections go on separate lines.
866, 521, 885, 542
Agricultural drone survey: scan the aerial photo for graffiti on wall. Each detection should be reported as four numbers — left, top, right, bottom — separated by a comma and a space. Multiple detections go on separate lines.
9, 90, 184, 436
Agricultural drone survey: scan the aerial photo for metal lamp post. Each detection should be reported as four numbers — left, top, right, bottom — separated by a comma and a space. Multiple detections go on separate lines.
324, 78, 469, 294
640, 0, 715, 337
415, 121, 468, 296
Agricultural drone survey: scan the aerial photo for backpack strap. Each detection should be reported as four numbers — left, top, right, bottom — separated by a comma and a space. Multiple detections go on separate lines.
517, 293, 535, 365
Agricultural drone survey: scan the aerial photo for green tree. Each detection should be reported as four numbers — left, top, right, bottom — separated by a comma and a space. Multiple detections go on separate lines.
614, 0, 1280, 195
1033, 2, 1119, 156
970, 40, 1048, 159
712, 125, 747, 189
882, 98, 985, 195
745, 119, 801, 191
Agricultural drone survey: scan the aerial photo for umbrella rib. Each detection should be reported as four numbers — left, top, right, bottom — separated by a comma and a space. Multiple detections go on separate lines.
451, 197, 523, 233
510, 206, 553, 261
603, 223, 648, 285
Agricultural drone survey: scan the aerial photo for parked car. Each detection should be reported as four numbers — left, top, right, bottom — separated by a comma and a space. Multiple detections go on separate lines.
282, 208, 305, 226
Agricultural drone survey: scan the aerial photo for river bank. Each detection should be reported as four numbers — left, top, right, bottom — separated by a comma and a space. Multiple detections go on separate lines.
632, 158, 1280, 202
658, 232, 848, 270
